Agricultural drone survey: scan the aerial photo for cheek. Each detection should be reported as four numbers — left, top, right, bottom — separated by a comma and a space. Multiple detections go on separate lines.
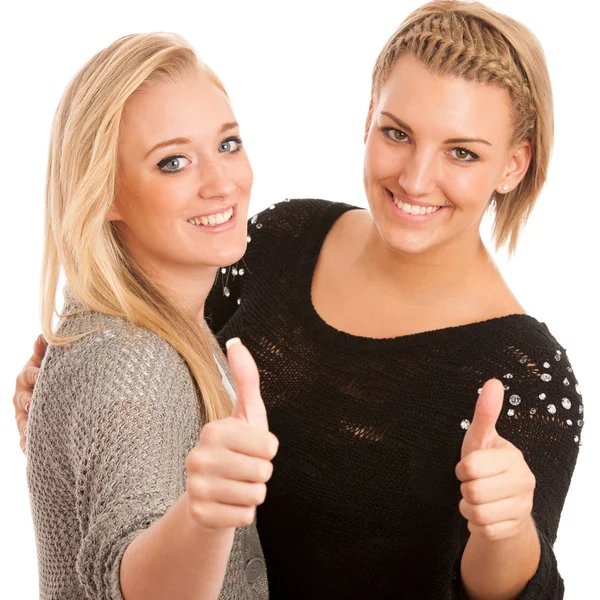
364, 137, 406, 184
235, 158, 253, 193
443, 164, 496, 209
127, 175, 192, 229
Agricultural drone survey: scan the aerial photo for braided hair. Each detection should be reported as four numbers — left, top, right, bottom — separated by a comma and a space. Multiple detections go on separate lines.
371, 0, 553, 253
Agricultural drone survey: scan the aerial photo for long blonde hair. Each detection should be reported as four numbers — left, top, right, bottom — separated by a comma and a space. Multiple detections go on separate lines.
42, 32, 232, 422
371, 0, 553, 254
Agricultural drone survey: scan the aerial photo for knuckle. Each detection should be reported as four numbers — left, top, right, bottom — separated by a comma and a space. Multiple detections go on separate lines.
253, 484, 267, 506
239, 508, 255, 527
481, 524, 498, 539
462, 455, 478, 479
266, 433, 279, 458
200, 422, 220, 445
259, 460, 274, 482
462, 481, 480, 504
471, 505, 489, 525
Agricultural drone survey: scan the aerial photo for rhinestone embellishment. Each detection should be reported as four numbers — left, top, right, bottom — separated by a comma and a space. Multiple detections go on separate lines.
562, 398, 571, 410
543, 362, 550, 369
539, 393, 546, 400
563, 378, 570, 386
507, 409, 515, 417
460, 419, 470, 430
530, 407, 537, 415
541, 374, 552, 382
509, 394, 521, 406
547, 404, 557, 414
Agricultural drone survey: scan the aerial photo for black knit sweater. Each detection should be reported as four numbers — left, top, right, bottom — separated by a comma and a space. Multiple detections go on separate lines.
206, 199, 582, 600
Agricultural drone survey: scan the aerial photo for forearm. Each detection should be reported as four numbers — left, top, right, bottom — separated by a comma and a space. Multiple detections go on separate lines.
460, 517, 540, 600
120, 494, 235, 600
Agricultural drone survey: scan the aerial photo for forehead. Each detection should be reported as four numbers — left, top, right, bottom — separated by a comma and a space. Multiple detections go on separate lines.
377, 53, 512, 142
121, 69, 234, 144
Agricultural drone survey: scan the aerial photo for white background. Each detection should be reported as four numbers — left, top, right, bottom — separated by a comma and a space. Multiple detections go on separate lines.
1, 0, 598, 597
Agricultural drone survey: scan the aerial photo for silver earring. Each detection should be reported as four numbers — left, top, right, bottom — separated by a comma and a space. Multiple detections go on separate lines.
502, 184, 509, 192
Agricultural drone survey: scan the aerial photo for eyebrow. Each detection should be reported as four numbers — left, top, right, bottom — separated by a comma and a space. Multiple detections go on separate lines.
380, 111, 492, 146
144, 121, 240, 158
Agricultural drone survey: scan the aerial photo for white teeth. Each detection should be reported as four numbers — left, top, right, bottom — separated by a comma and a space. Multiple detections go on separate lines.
393, 196, 441, 216
188, 207, 234, 227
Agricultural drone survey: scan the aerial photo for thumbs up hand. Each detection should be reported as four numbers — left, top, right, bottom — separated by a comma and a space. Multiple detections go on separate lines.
456, 379, 536, 541
185, 338, 278, 530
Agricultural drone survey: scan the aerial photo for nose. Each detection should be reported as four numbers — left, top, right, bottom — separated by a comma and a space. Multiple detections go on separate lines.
397, 147, 438, 198
197, 157, 236, 200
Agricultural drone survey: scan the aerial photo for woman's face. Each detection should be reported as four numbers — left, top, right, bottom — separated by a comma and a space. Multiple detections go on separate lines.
112, 68, 253, 277
363, 53, 530, 257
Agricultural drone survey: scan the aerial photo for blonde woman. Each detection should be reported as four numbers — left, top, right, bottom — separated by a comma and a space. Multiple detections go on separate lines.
22, 33, 277, 599
15, 1, 581, 598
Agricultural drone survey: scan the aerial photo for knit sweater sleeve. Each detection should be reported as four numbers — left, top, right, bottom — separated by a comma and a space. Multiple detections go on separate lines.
31, 317, 200, 599
458, 336, 582, 599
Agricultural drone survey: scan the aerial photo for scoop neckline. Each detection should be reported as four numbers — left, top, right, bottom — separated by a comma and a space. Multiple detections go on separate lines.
293, 201, 543, 351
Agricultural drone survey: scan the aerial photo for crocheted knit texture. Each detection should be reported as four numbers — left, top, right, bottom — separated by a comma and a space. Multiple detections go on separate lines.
26, 307, 268, 600
206, 199, 582, 600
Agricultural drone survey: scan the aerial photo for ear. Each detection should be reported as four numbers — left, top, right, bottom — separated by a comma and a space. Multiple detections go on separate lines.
364, 98, 374, 144
106, 199, 123, 222
496, 140, 532, 195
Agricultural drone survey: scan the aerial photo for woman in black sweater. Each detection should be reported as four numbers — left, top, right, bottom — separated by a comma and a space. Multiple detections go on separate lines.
14, 1, 580, 598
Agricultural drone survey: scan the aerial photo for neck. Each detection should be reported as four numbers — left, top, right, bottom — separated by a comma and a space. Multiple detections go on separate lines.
134, 256, 217, 323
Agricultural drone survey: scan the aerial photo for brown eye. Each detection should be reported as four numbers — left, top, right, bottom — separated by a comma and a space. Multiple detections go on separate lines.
450, 147, 478, 162
390, 129, 407, 142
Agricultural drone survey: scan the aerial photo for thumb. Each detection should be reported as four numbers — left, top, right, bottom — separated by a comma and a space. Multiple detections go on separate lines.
226, 338, 269, 430
461, 378, 504, 458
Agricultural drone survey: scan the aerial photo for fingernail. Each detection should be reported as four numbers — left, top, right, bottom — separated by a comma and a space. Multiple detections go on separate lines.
25, 402, 31, 414
226, 338, 242, 349
34, 372, 39, 382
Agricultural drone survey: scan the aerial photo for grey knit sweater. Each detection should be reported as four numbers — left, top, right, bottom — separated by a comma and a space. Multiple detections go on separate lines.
26, 303, 269, 600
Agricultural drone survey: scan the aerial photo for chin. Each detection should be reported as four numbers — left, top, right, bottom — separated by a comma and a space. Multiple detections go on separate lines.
206, 243, 247, 268
378, 224, 438, 256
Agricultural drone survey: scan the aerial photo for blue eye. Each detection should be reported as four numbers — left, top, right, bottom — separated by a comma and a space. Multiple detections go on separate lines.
157, 155, 190, 172
219, 136, 243, 154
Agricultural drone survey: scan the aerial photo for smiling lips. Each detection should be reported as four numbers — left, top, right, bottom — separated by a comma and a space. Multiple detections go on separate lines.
393, 196, 443, 215
187, 207, 234, 227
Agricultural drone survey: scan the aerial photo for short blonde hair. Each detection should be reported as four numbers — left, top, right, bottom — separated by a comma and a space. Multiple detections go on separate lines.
43, 33, 232, 422
371, 0, 553, 253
